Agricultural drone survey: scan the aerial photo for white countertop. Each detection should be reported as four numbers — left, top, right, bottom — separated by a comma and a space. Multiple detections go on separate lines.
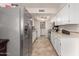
51, 30, 79, 39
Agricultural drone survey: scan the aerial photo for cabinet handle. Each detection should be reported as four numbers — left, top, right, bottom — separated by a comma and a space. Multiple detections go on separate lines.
68, 4, 70, 8
60, 43, 61, 46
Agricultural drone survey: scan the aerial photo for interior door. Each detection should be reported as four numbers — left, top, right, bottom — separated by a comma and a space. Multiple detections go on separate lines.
40, 22, 46, 36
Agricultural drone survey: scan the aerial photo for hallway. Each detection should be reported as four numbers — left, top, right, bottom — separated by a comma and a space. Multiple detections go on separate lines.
32, 36, 57, 56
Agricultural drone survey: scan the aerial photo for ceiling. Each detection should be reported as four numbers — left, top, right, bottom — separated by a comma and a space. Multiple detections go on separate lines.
0, 3, 66, 21
18, 3, 66, 8
18, 3, 66, 14
18, 3, 66, 21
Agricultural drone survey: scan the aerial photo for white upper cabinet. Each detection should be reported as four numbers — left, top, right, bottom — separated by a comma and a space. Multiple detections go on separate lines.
55, 3, 79, 25
61, 4, 69, 24
69, 3, 79, 24
55, 10, 62, 25
55, 4, 69, 25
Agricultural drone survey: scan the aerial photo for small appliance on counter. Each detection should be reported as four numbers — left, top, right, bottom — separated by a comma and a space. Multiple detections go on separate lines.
53, 25, 59, 32
62, 29, 70, 35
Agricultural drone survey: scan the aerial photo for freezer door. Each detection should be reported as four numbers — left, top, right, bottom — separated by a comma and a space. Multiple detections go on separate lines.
0, 8, 20, 56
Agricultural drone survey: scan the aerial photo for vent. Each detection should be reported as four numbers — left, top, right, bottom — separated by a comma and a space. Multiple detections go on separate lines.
11, 4, 18, 6
39, 9, 45, 12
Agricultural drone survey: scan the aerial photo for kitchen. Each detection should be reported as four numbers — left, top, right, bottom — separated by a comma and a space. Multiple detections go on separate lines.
0, 3, 79, 56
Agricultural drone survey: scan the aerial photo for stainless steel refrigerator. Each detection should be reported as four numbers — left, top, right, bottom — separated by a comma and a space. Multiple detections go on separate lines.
0, 7, 32, 56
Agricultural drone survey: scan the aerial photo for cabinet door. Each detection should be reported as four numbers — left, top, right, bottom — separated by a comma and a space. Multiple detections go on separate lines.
54, 37, 61, 55
61, 4, 69, 25
55, 11, 62, 25
70, 3, 79, 24
51, 32, 55, 47
61, 38, 77, 56
55, 4, 69, 25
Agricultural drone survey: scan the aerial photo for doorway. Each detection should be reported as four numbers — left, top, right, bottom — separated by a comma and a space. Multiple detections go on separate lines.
40, 22, 46, 36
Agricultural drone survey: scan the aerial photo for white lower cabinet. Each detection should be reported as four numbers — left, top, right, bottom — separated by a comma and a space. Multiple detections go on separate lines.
61, 38, 79, 56
32, 31, 36, 43
54, 37, 61, 56
51, 32, 79, 56
51, 32, 61, 55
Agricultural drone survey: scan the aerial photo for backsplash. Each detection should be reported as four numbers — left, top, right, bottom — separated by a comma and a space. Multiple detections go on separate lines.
59, 24, 79, 32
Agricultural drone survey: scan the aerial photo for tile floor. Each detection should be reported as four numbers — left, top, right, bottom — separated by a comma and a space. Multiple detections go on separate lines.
32, 36, 57, 56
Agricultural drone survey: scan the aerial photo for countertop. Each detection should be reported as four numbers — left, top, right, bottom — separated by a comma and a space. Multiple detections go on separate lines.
51, 30, 79, 38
